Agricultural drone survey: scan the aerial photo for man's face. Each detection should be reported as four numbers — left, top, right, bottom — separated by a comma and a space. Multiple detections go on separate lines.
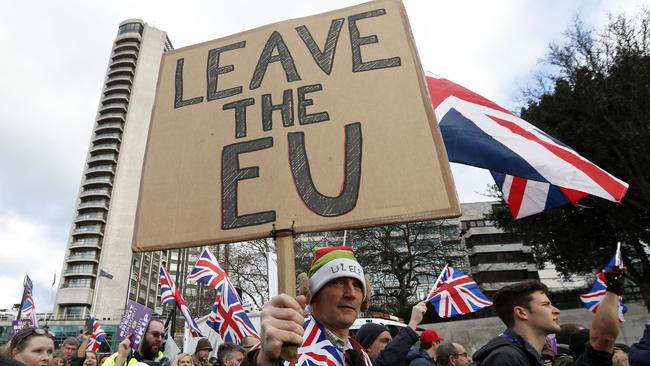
61, 343, 76, 358
450, 343, 470, 366
521, 291, 561, 334
197, 349, 210, 360
366, 331, 392, 358
311, 277, 364, 336
141, 321, 164, 357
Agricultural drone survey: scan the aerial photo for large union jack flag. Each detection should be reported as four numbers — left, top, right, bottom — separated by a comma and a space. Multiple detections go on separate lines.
580, 245, 627, 321
189, 248, 228, 289
281, 316, 371, 366
426, 73, 628, 219
426, 266, 492, 318
159, 264, 203, 337
206, 280, 259, 343
20, 275, 38, 327
87, 318, 107, 352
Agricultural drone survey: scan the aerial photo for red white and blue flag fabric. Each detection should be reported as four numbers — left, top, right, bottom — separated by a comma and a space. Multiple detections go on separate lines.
188, 248, 228, 289
579, 245, 627, 321
426, 73, 628, 219
20, 275, 38, 327
87, 318, 107, 352
426, 266, 492, 318
280, 316, 372, 366
206, 279, 259, 343
159, 264, 203, 337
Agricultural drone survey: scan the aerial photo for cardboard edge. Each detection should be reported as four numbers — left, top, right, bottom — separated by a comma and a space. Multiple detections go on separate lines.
394, 0, 461, 217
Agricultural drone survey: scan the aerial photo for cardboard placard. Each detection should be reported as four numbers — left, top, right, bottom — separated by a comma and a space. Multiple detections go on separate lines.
133, 0, 460, 251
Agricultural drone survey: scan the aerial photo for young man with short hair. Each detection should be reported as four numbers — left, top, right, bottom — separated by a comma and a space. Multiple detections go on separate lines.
407, 329, 444, 366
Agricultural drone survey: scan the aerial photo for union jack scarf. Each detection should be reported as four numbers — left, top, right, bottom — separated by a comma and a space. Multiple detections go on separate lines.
283, 316, 372, 366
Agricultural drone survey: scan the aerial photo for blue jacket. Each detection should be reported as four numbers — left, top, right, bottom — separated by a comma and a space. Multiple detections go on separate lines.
406, 349, 436, 366
630, 324, 650, 366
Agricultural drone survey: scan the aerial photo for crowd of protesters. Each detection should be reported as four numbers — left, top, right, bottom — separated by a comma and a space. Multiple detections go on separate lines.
2, 246, 649, 366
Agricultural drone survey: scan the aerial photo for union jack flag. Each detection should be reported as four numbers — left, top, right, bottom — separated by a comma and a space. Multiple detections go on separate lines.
87, 318, 107, 352
159, 264, 203, 337
189, 248, 227, 289
580, 245, 627, 321
426, 73, 628, 219
207, 280, 258, 343
20, 275, 38, 327
282, 316, 372, 366
426, 266, 492, 318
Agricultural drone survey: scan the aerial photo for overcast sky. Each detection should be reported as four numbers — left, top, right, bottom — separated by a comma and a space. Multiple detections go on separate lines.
0, 0, 644, 313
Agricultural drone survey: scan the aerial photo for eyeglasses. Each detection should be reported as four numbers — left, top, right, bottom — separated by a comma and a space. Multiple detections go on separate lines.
452, 352, 468, 358
13, 328, 55, 347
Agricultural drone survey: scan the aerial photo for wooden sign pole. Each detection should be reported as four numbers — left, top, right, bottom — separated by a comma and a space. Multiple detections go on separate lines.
274, 228, 298, 362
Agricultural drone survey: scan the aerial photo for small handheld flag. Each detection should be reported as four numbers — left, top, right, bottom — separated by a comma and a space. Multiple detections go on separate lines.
580, 243, 627, 321
19, 275, 38, 327
87, 318, 107, 352
426, 266, 492, 318
188, 248, 227, 289
159, 264, 203, 337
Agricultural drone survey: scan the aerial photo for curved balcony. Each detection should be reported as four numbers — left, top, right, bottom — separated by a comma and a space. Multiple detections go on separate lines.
113, 41, 140, 53
77, 200, 109, 211
69, 240, 102, 250
101, 92, 129, 105
92, 132, 122, 144
75, 212, 107, 224
103, 83, 131, 96
66, 254, 100, 263
96, 112, 125, 124
111, 49, 138, 62
63, 269, 97, 277
90, 143, 119, 154
115, 32, 142, 45
82, 177, 113, 189
95, 122, 123, 134
107, 66, 135, 79
88, 153, 118, 165
79, 188, 111, 199
99, 103, 127, 115
105, 75, 133, 87
71, 225, 104, 236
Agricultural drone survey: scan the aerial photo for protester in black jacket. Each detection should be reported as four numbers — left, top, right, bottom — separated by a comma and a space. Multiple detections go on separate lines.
356, 301, 427, 366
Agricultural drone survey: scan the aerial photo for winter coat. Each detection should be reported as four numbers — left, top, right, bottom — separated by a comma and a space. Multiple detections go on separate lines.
630, 324, 650, 366
471, 329, 543, 366
406, 349, 436, 366
371, 326, 418, 366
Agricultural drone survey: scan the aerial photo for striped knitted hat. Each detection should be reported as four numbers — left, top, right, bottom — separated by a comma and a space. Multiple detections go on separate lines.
308, 246, 366, 299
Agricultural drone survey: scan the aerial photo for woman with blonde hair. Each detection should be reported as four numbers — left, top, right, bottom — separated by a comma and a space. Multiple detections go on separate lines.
173, 353, 194, 366
8, 327, 55, 366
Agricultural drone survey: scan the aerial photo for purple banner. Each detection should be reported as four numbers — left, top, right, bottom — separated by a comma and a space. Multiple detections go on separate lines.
11, 319, 33, 336
117, 300, 153, 351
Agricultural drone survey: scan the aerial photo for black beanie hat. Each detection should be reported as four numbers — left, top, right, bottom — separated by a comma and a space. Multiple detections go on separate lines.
569, 328, 590, 360
355, 323, 389, 350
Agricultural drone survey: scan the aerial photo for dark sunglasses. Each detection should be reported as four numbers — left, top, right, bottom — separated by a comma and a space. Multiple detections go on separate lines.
13, 328, 55, 347
452, 352, 468, 357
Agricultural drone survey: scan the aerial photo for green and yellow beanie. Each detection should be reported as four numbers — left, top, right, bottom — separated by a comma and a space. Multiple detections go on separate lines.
308, 246, 366, 299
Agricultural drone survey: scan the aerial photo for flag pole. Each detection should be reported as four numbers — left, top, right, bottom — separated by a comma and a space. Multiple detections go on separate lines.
426, 263, 449, 300
615, 242, 622, 267
273, 226, 298, 363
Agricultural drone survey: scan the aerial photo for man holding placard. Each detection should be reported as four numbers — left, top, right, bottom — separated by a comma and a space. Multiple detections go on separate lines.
103, 319, 169, 366
243, 246, 372, 366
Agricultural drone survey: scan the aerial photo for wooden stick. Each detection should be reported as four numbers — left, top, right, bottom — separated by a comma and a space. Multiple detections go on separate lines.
275, 232, 298, 362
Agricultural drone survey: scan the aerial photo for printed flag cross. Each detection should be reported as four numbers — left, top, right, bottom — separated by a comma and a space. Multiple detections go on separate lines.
426, 73, 628, 219
206, 280, 259, 343
188, 248, 227, 289
87, 318, 107, 352
426, 266, 492, 318
159, 264, 203, 337
580, 243, 627, 321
